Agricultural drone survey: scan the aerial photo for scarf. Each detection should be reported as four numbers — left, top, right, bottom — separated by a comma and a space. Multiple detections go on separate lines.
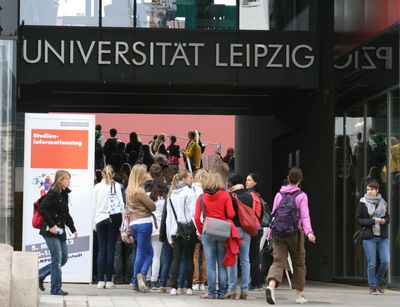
361, 193, 387, 235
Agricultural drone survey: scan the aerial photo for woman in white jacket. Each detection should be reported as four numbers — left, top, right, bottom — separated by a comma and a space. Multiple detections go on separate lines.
92, 166, 124, 289
166, 169, 197, 295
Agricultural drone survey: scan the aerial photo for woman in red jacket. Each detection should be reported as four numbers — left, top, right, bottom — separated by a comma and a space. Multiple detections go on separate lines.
194, 171, 235, 299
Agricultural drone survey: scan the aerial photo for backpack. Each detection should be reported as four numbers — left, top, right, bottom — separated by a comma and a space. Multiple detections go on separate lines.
271, 190, 302, 237
232, 193, 258, 236
32, 195, 46, 229
250, 192, 272, 228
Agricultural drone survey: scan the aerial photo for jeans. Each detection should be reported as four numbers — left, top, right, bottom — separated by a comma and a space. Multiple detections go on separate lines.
114, 236, 136, 283
131, 223, 153, 285
228, 227, 251, 291
96, 218, 119, 282
159, 241, 186, 288
39, 236, 68, 294
169, 236, 196, 289
249, 229, 263, 287
363, 237, 390, 289
202, 233, 227, 297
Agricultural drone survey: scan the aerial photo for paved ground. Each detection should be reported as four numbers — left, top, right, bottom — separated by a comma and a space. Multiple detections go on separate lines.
39, 281, 398, 307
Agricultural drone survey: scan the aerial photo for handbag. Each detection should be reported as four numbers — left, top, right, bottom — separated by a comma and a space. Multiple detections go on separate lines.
108, 182, 123, 227
352, 227, 364, 245
200, 195, 231, 240
120, 208, 135, 244
169, 199, 196, 241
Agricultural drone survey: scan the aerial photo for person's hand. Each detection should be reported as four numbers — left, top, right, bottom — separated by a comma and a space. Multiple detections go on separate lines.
198, 234, 202, 241
50, 226, 58, 234
374, 217, 382, 224
73, 231, 78, 238
308, 233, 316, 244
379, 219, 386, 225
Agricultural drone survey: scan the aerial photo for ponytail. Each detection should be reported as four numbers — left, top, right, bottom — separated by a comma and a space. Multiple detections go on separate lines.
102, 165, 114, 185
168, 169, 190, 196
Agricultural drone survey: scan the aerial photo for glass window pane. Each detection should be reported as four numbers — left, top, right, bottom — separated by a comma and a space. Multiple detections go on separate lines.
102, 0, 134, 27
137, 0, 236, 30
389, 88, 400, 287
240, 0, 316, 31
20, 0, 98, 26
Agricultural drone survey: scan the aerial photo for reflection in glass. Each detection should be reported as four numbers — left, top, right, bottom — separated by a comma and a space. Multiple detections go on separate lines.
389, 89, 400, 287
102, 0, 134, 27
136, 0, 236, 30
240, 0, 315, 31
20, 0, 98, 26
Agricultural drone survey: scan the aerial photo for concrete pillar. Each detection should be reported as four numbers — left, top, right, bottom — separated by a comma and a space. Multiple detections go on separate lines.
0, 244, 13, 307
11, 251, 39, 307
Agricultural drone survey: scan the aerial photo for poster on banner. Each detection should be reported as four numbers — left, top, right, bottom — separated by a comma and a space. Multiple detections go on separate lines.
22, 113, 95, 283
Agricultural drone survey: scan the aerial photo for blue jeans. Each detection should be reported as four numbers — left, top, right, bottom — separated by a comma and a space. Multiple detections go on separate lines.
96, 219, 119, 282
39, 236, 68, 294
202, 233, 228, 297
363, 237, 390, 289
131, 223, 153, 285
159, 241, 186, 288
228, 227, 251, 291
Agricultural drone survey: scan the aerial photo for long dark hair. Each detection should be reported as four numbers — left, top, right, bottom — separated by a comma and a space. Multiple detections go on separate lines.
247, 172, 261, 192
150, 176, 167, 201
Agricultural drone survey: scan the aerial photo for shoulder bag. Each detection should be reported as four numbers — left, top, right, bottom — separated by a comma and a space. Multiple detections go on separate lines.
200, 195, 231, 241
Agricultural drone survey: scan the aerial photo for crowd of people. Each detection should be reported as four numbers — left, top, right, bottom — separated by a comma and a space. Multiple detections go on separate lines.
35, 125, 390, 303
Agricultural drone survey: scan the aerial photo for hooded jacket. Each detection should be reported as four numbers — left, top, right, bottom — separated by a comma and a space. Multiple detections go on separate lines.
271, 185, 314, 236
166, 183, 197, 244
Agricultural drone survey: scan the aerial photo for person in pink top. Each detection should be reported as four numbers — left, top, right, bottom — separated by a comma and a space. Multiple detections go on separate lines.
265, 167, 316, 305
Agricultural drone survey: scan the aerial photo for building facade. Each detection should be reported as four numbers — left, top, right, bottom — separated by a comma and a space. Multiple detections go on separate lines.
0, 0, 399, 288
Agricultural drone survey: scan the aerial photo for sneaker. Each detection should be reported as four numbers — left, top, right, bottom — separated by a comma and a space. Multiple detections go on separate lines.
186, 288, 193, 295
137, 273, 147, 293
295, 297, 308, 304
265, 286, 276, 305
38, 278, 45, 291
97, 281, 105, 289
377, 284, 385, 294
177, 288, 184, 294
200, 292, 216, 299
105, 281, 115, 289
51, 290, 68, 296
200, 284, 206, 291
158, 287, 167, 293
150, 281, 159, 290
370, 288, 379, 295
170, 288, 178, 295
192, 284, 200, 291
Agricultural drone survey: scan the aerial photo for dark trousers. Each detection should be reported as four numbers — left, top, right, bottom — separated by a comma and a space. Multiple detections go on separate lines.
249, 229, 263, 287
169, 236, 196, 289
114, 236, 136, 284
159, 240, 187, 288
96, 218, 119, 282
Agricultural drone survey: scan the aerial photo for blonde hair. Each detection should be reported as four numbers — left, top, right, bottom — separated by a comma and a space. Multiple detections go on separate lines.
194, 168, 208, 187
211, 160, 229, 185
152, 133, 166, 153
202, 170, 225, 191
102, 165, 115, 185
169, 169, 191, 196
51, 170, 71, 193
126, 164, 148, 198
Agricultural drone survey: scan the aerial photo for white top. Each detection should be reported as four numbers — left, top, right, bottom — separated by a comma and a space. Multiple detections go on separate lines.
166, 184, 197, 244
92, 180, 124, 228
151, 196, 166, 236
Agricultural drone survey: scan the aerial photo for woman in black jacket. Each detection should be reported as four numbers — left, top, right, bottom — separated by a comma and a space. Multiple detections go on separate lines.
38, 170, 78, 296
356, 179, 390, 295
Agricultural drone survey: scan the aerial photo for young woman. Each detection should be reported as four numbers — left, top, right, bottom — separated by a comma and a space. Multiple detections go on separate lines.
191, 169, 208, 292
265, 167, 316, 305
357, 180, 390, 295
151, 133, 168, 157
126, 164, 156, 293
166, 169, 197, 295
183, 130, 201, 171
149, 176, 167, 289
92, 165, 124, 289
167, 135, 180, 174
38, 170, 78, 296
245, 172, 264, 289
194, 171, 235, 299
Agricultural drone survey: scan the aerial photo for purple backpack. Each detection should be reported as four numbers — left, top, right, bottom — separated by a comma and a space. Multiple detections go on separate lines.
271, 190, 302, 237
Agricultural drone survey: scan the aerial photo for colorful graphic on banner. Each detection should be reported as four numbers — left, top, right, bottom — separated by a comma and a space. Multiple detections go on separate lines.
22, 114, 95, 283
